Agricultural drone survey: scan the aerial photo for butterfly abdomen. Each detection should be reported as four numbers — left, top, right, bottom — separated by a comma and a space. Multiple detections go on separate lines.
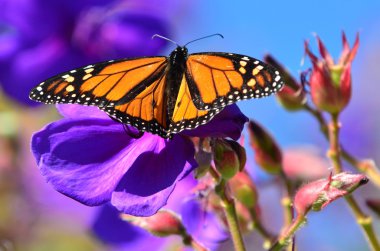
165, 47, 189, 127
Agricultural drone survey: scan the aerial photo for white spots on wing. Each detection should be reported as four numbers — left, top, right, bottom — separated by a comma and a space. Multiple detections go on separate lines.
256, 65, 264, 70
66, 85, 75, 92
239, 67, 246, 74
242, 56, 249, 61
85, 68, 94, 74
247, 79, 256, 87
83, 74, 92, 80
36, 86, 42, 91
239, 61, 247, 67
275, 75, 281, 82
66, 76, 75, 82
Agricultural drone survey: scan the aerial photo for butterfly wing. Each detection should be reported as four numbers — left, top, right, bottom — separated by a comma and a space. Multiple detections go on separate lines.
185, 52, 284, 110
30, 56, 172, 136
169, 74, 221, 134
110, 72, 171, 137
30, 56, 167, 107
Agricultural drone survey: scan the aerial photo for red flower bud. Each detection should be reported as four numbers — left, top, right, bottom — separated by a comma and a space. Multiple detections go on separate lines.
248, 120, 282, 174
230, 171, 258, 209
225, 139, 247, 171
294, 172, 368, 216
212, 139, 240, 180
305, 32, 359, 114
264, 55, 306, 111
366, 199, 380, 217
121, 210, 185, 237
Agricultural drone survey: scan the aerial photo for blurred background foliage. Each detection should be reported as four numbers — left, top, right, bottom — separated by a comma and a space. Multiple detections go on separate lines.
0, 0, 379, 250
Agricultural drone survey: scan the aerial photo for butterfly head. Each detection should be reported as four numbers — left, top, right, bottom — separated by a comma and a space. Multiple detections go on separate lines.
170, 46, 188, 63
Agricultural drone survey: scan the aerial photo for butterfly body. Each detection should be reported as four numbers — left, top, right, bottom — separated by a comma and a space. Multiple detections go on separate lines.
30, 46, 284, 138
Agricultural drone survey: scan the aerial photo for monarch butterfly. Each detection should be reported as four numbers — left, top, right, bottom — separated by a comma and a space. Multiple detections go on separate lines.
29, 34, 284, 138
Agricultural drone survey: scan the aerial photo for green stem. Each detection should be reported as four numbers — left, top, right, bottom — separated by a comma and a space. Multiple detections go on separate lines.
328, 113, 380, 251
327, 113, 342, 173
216, 179, 246, 251
249, 209, 274, 249
280, 173, 294, 228
269, 215, 307, 251
303, 104, 380, 187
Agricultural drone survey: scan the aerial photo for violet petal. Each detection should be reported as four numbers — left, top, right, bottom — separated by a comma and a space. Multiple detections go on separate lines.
111, 135, 197, 216
183, 105, 248, 140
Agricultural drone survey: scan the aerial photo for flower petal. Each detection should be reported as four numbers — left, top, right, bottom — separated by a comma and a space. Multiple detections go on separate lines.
31, 117, 138, 206
181, 198, 228, 248
316, 35, 334, 65
111, 135, 197, 216
56, 104, 110, 119
183, 105, 248, 140
32, 118, 196, 213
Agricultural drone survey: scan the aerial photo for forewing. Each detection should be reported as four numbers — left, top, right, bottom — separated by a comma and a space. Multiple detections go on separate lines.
186, 52, 284, 110
29, 57, 167, 107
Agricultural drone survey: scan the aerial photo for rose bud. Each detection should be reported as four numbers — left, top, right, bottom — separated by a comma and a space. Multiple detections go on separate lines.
121, 210, 185, 237
264, 55, 307, 111
248, 120, 282, 174
366, 199, 380, 217
305, 32, 359, 114
212, 139, 240, 180
229, 171, 258, 209
294, 172, 369, 216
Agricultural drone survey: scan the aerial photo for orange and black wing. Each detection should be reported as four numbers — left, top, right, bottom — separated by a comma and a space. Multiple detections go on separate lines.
168, 74, 221, 134
29, 57, 172, 136
185, 52, 284, 110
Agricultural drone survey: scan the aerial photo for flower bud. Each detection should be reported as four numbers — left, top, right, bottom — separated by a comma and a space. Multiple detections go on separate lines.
264, 55, 306, 111
225, 139, 247, 171
194, 150, 212, 179
229, 171, 258, 209
366, 199, 380, 217
212, 139, 240, 180
294, 172, 368, 216
248, 120, 282, 174
305, 32, 359, 114
121, 210, 185, 237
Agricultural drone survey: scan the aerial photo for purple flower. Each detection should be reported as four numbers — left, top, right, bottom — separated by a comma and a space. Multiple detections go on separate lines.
31, 104, 248, 216
0, 0, 169, 106
92, 175, 227, 251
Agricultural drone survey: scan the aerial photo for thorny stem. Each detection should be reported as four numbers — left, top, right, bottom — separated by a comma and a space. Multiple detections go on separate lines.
269, 215, 307, 251
214, 177, 246, 251
328, 113, 380, 251
303, 104, 380, 187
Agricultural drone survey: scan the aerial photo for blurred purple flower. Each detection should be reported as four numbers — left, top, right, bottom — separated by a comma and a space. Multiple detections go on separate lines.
93, 176, 227, 251
0, 0, 169, 106
31, 104, 248, 216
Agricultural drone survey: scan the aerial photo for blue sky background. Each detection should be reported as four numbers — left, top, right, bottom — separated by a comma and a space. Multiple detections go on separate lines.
166, 1, 380, 250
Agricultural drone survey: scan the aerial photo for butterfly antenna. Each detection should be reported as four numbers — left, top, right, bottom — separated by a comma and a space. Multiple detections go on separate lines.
184, 33, 224, 47
152, 34, 180, 47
